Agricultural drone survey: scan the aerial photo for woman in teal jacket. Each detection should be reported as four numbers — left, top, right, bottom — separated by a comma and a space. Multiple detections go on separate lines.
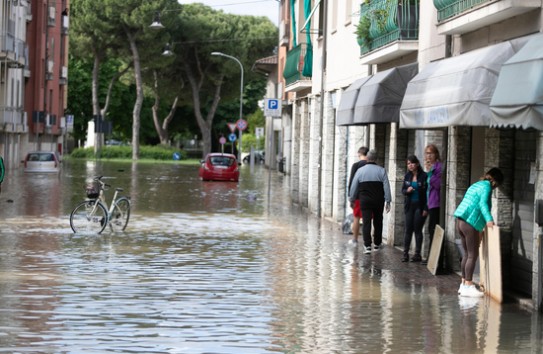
454, 167, 503, 298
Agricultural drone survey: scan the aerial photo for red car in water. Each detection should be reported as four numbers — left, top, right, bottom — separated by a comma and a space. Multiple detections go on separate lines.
199, 153, 240, 182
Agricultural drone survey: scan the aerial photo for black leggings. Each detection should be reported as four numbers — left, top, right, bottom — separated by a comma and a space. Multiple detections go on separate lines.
403, 201, 426, 255
457, 219, 481, 282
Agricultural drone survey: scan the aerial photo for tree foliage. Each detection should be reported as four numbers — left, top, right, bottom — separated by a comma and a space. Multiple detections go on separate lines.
68, 0, 277, 158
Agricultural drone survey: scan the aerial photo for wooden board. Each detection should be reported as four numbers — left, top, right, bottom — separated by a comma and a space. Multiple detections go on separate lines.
427, 225, 444, 275
479, 226, 502, 303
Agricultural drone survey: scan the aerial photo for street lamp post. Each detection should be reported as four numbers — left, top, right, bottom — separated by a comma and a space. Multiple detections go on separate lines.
211, 52, 244, 162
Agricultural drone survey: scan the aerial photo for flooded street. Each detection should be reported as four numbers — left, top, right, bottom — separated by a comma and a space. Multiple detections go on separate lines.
0, 160, 542, 353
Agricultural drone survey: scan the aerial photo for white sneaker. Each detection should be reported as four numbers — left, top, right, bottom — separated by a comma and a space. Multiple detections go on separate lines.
373, 244, 381, 251
458, 283, 466, 295
364, 246, 372, 254
348, 239, 358, 246
460, 285, 484, 298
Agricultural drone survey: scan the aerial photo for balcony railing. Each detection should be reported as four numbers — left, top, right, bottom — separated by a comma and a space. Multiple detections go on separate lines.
0, 33, 15, 52
283, 43, 312, 87
434, 0, 491, 21
0, 108, 24, 126
358, 0, 419, 55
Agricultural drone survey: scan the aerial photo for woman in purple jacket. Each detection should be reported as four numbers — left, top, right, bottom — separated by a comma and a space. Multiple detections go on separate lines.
422, 144, 442, 265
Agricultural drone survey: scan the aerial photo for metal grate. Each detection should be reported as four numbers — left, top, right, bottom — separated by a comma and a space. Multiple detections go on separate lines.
359, 0, 419, 55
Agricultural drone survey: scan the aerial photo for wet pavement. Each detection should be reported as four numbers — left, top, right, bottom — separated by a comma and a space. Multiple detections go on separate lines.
0, 159, 542, 353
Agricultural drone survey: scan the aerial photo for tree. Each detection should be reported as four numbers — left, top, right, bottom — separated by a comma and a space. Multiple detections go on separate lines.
102, 0, 177, 159
69, 1, 276, 157
71, 0, 175, 158
67, 57, 135, 144
155, 4, 277, 157
70, 0, 129, 153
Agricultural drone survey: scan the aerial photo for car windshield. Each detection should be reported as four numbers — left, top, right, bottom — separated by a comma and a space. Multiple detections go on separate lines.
210, 157, 234, 166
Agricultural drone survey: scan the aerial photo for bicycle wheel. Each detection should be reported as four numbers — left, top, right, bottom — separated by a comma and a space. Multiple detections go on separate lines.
109, 197, 131, 232
70, 200, 108, 234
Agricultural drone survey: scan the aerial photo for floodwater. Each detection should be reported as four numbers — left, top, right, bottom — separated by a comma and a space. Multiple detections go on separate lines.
0, 160, 542, 353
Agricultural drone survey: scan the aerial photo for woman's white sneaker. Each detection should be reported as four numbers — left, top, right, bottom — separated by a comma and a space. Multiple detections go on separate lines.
460, 285, 484, 298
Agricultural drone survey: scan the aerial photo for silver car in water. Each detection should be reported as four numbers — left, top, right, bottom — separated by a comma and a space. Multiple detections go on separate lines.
23, 151, 61, 173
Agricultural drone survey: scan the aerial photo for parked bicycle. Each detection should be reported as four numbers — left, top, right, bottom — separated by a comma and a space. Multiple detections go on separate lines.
69, 176, 131, 234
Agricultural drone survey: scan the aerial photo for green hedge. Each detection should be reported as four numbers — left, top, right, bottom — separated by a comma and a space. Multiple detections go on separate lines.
70, 145, 187, 160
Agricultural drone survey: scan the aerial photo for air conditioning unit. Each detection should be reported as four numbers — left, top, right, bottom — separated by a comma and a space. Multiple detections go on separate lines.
48, 6, 55, 26
47, 60, 54, 74
45, 114, 51, 127
62, 14, 69, 30
25, 1, 32, 22
279, 20, 290, 46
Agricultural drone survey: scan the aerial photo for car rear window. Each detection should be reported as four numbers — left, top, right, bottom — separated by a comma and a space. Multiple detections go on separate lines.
210, 157, 234, 166
28, 153, 55, 162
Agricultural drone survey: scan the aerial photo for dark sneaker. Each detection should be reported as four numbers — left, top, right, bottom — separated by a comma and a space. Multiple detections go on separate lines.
411, 254, 422, 262
401, 254, 409, 262
421, 258, 428, 265
373, 244, 381, 251
364, 246, 372, 254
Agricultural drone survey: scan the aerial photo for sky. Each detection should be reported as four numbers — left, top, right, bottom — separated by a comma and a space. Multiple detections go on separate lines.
177, 0, 279, 26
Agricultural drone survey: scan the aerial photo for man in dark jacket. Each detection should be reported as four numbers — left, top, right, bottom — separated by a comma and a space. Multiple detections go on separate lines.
347, 146, 369, 244
348, 149, 391, 254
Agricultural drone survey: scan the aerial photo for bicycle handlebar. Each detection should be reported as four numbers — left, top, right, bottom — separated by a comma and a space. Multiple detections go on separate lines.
93, 176, 110, 189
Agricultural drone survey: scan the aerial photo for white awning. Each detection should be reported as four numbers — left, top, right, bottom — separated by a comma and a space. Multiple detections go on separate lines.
490, 33, 543, 130
337, 63, 418, 126
400, 38, 530, 129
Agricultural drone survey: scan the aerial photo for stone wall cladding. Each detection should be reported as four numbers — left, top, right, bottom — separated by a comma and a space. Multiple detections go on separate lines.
300, 99, 310, 208
333, 124, 348, 223
321, 92, 336, 219
308, 96, 321, 214
290, 101, 301, 204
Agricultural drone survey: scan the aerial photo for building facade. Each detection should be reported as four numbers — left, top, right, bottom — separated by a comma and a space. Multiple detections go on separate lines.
0, 0, 68, 169
275, 0, 543, 310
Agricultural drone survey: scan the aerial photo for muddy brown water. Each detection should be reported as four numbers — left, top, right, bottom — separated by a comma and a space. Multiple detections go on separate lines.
0, 160, 541, 353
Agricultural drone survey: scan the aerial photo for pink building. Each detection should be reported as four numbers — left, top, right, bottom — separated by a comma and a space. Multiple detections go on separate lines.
25, 0, 69, 154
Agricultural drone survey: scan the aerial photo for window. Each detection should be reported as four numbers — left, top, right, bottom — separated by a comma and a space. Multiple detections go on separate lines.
345, 0, 353, 25
331, 0, 338, 32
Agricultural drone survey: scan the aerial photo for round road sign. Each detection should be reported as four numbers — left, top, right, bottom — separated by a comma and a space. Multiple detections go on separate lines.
236, 119, 248, 131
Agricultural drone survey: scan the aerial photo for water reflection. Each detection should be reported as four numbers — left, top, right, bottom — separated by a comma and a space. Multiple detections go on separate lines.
0, 161, 541, 353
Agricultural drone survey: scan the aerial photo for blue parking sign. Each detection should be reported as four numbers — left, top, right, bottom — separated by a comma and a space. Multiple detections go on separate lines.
264, 98, 281, 117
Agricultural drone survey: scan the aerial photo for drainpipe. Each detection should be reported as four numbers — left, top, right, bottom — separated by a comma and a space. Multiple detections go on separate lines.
440, 34, 452, 271
42, 0, 51, 152
317, 0, 327, 218
366, 64, 373, 148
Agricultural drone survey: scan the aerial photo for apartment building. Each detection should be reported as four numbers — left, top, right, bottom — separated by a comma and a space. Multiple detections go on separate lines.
275, 0, 543, 310
0, 0, 68, 169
